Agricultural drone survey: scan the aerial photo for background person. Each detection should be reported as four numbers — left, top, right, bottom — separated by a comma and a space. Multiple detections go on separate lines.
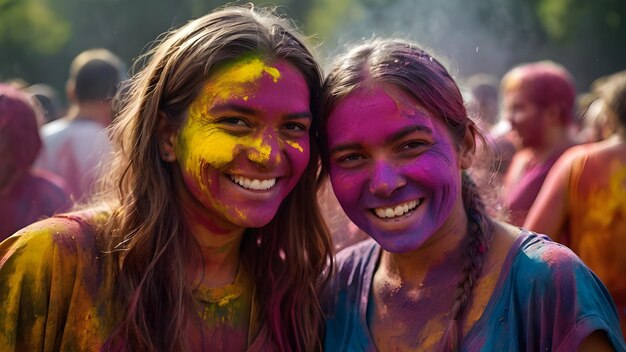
35, 48, 126, 202
0, 83, 71, 240
500, 61, 578, 225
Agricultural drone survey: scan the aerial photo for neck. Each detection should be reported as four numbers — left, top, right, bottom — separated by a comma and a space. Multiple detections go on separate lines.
67, 102, 111, 126
529, 128, 573, 163
379, 200, 469, 288
178, 181, 246, 289
191, 229, 245, 289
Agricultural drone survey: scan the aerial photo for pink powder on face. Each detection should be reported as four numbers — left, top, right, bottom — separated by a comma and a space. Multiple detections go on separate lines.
503, 87, 548, 149
326, 85, 464, 253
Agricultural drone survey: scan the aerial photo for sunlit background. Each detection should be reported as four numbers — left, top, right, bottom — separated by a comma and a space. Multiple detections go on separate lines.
1, 0, 625, 101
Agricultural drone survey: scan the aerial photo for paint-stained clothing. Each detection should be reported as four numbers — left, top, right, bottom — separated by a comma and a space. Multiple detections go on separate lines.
323, 232, 626, 351
540, 140, 626, 334
0, 212, 270, 351
35, 118, 112, 201
504, 147, 569, 226
0, 169, 71, 241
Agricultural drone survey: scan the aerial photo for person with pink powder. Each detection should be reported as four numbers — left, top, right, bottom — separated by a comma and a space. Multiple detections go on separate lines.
500, 61, 578, 225
319, 39, 625, 351
0, 6, 332, 351
0, 84, 71, 240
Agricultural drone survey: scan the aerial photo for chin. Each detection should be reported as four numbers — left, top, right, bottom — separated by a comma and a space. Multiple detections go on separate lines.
371, 231, 428, 254
230, 209, 278, 229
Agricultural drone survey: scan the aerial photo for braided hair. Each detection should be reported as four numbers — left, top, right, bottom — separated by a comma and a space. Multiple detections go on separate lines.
439, 172, 494, 352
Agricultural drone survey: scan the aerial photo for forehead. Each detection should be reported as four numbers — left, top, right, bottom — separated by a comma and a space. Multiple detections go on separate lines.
209, 57, 306, 93
194, 57, 310, 113
326, 85, 441, 144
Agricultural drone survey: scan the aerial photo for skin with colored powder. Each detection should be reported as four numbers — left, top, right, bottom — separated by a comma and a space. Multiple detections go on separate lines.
319, 39, 626, 351
174, 58, 312, 231
0, 6, 332, 352
327, 86, 463, 254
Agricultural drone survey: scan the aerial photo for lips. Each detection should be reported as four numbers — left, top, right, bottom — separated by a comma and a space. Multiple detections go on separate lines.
372, 199, 421, 219
229, 175, 277, 191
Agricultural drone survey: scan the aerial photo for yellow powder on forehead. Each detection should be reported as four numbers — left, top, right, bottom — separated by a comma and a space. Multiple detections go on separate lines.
207, 57, 281, 102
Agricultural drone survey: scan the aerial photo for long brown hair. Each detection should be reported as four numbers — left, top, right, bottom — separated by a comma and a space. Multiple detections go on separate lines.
318, 39, 494, 352
99, 5, 332, 351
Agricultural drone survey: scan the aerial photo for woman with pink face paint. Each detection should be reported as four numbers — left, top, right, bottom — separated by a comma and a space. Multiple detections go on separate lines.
0, 6, 332, 351
319, 39, 626, 351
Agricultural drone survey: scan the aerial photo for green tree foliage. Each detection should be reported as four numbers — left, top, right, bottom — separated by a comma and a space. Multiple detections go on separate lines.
0, 0, 624, 103
0, 0, 70, 87
307, 0, 626, 91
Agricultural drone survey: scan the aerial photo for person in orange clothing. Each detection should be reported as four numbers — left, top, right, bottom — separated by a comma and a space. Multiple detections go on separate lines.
525, 70, 626, 335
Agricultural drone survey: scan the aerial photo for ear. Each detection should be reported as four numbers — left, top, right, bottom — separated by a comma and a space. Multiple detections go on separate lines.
459, 123, 477, 170
66, 80, 76, 103
157, 111, 178, 162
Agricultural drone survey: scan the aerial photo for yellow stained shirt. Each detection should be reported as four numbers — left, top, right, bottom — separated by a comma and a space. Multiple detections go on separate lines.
0, 212, 266, 351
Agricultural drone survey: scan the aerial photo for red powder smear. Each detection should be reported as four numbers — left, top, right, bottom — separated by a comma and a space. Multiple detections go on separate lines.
538, 244, 571, 268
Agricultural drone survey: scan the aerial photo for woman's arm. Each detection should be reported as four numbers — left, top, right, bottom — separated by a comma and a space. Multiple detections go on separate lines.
579, 330, 618, 352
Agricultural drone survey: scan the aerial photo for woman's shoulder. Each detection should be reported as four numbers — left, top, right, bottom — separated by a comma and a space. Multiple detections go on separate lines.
487, 225, 594, 290
504, 229, 614, 305
1, 209, 109, 263
511, 230, 588, 277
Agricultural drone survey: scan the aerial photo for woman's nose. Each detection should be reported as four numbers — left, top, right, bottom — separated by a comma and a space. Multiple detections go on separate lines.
369, 160, 406, 198
245, 129, 282, 169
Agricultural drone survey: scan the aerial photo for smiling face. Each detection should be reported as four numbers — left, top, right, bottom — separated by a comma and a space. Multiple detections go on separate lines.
326, 85, 466, 253
174, 58, 312, 231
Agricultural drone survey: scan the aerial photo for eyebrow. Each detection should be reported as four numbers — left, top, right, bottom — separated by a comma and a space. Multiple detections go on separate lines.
285, 112, 313, 120
385, 125, 432, 145
330, 125, 432, 155
209, 103, 312, 120
330, 142, 363, 154
209, 103, 256, 116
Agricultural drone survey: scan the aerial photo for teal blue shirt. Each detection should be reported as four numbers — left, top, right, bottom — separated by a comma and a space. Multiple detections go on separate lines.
323, 232, 626, 351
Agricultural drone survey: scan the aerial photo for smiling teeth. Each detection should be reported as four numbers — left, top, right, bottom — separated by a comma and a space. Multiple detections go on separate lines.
374, 200, 420, 218
230, 175, 276, 190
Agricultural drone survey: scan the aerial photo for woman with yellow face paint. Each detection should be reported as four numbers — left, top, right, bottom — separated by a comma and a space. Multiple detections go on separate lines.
0, 5, 332, 351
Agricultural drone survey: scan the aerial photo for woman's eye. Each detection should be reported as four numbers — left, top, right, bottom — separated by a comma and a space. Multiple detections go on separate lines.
219, 117, 249, 127
401, 140, 428, 151
284, 122, 307, 131
338, 153, 365, 163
